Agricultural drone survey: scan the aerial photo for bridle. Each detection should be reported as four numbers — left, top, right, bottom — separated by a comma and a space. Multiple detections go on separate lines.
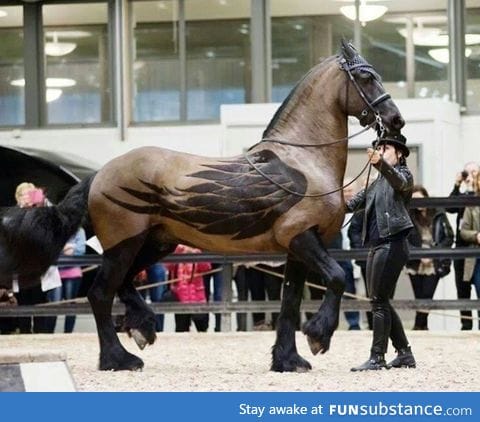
244, 55, 391, 198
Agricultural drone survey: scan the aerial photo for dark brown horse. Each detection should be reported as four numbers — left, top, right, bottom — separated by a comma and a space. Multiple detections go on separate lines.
0, 41, 404, 371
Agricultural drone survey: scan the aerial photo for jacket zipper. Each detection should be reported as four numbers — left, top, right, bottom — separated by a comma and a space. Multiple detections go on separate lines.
385, 211, 391, 236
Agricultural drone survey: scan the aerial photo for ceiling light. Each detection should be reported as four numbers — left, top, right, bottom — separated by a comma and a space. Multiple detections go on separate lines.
45, 32, 77, 57
428, 47, 472, 64
45, 42, 77, 56
10, 78, 76, 88
398, 28, 480, 47
46, 88, 62, 103
45, 30, 91, 39
0, 10, 7, 18
340, 1, 387, 25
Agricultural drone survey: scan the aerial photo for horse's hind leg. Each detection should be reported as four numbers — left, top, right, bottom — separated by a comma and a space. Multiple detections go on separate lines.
293, 228, 345, 355
117, 242, 177, 350
271, 258, 312, 372
87, 235, 146, 371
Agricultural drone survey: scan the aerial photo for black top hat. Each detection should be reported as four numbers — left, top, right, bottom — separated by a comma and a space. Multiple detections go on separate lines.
371, 133, 410, 157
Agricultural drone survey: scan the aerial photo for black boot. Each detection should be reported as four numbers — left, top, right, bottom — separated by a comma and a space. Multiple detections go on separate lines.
351, 353, 390, 372
388, 347, 416, 368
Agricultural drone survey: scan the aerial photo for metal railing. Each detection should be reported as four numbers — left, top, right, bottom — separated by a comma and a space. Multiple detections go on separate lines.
2, 195, 480, 330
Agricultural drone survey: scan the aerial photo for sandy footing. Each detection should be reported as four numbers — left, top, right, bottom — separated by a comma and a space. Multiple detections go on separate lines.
0, 330, 478, 392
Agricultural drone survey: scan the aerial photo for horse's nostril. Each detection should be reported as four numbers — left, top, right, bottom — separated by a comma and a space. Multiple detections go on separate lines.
392, 115, 405, 129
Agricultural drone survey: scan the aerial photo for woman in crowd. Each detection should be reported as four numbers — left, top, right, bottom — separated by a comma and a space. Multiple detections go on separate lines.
406, 185, 453, 330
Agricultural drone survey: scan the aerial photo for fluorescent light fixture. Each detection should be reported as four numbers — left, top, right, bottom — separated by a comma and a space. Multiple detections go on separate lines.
340, 1, 387, 24
0, 10, 7, 18
398, 27, 480, 47
46, 88, 62, 103
428, 47, 472, 64
45, 41, 77, 56
45, 30, 91, 39
45, 32, 77, 57
11, 78, 76, 88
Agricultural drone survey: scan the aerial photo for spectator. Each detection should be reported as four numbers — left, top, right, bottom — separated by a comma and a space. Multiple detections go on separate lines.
59, 227, 86, 333
348, 211, 373, 329
406, 185, 454, 330
203, 263, 223, 332
460, 172, 480, 330
13, 182, 61, 333
142, 263, 168, 332
447, 161, 480, 330
234, 263, 283, 331
166, 245, 210, 332
342, 179, 361, 330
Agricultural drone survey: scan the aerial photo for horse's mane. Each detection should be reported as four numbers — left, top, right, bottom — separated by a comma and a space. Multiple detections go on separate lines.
262, 55, 338, 138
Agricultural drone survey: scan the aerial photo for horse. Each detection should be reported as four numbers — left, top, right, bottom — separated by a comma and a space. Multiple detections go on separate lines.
0, 41, 404, 372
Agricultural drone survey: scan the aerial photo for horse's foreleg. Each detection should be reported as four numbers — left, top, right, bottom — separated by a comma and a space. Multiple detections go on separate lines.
291, 228, 345, 356
87, 238, 145, 371
271, 258, 311, 372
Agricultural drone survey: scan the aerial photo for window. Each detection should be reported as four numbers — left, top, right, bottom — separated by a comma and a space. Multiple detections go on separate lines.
43, 2, 111, 125
0, 6, 24, 126
185, 0, 250, 121
271, 2, 352, 102
466, 6, 480, 113
132, 0, 250, 123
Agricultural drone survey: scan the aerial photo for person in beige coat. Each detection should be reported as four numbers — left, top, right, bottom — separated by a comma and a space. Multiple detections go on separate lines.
460, 202, 480, 330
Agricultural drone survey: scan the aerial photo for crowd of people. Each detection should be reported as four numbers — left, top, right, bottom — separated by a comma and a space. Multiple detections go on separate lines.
1, 151, 480, 338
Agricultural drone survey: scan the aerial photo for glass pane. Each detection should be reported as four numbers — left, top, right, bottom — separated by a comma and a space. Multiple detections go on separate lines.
0, 6, 24, 126
185, 0, 250, 121
361, 17, 407, 99
132, 0, 181, 122
466, 7, 480, 112
43, 3, 110, 125
271, 2, 353, 103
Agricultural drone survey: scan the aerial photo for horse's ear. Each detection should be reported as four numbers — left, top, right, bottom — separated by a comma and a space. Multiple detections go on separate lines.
341, 39, 357, 61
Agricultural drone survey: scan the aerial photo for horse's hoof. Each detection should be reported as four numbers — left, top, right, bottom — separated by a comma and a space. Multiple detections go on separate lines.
99, 352, 144, 371
129, 328, 152, 350
306, 335, 324, 356
271, 350, 312, 373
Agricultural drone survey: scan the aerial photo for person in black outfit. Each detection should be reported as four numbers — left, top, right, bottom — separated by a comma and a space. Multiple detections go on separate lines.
348, 134, 416, 371
348, 210, 373, 329
446, 162, 479, 330
406, 185, 454, 330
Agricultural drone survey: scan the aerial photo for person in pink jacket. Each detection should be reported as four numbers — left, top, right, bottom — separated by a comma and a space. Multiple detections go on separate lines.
167, 245, 211, 332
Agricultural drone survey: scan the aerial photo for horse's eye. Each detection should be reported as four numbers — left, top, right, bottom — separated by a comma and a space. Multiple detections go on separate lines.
358, 72, 373, 81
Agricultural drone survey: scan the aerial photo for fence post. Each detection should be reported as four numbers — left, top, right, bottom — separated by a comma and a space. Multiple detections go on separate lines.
220, 262, 233, 332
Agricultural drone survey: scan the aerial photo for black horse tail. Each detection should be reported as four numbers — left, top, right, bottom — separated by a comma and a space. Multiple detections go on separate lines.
0, 174, 96, 287
56, 174, 96, 240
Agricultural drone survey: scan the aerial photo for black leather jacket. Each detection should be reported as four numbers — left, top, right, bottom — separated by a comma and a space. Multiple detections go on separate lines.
346, 159, 414, 243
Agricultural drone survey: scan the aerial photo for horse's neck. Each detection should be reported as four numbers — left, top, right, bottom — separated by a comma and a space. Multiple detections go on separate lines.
263, 101, 348, 183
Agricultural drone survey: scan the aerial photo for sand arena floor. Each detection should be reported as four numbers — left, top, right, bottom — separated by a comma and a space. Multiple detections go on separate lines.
0, 330, 478, 392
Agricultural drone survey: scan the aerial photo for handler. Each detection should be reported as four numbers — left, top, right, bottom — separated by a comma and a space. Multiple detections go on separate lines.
346, 134, 417, 371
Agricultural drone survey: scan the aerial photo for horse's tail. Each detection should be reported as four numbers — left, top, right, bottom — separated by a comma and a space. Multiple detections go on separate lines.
0, 174, 96, 286
56, 173, 95, 239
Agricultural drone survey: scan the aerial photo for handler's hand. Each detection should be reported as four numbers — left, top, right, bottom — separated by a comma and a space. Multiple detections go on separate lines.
367, 147, 382, 165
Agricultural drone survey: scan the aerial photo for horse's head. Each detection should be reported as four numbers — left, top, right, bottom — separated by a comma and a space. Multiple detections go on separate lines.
339, 40, 404, 137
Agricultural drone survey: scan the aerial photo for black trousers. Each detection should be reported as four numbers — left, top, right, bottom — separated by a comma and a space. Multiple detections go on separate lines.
454, 259, 473, 330
409, 273, 440, 329
174, 313, 209, 332
366, 238, 410, 355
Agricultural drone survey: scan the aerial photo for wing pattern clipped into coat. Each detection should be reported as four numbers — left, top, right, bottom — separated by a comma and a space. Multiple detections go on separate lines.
103, 149, 308, 240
